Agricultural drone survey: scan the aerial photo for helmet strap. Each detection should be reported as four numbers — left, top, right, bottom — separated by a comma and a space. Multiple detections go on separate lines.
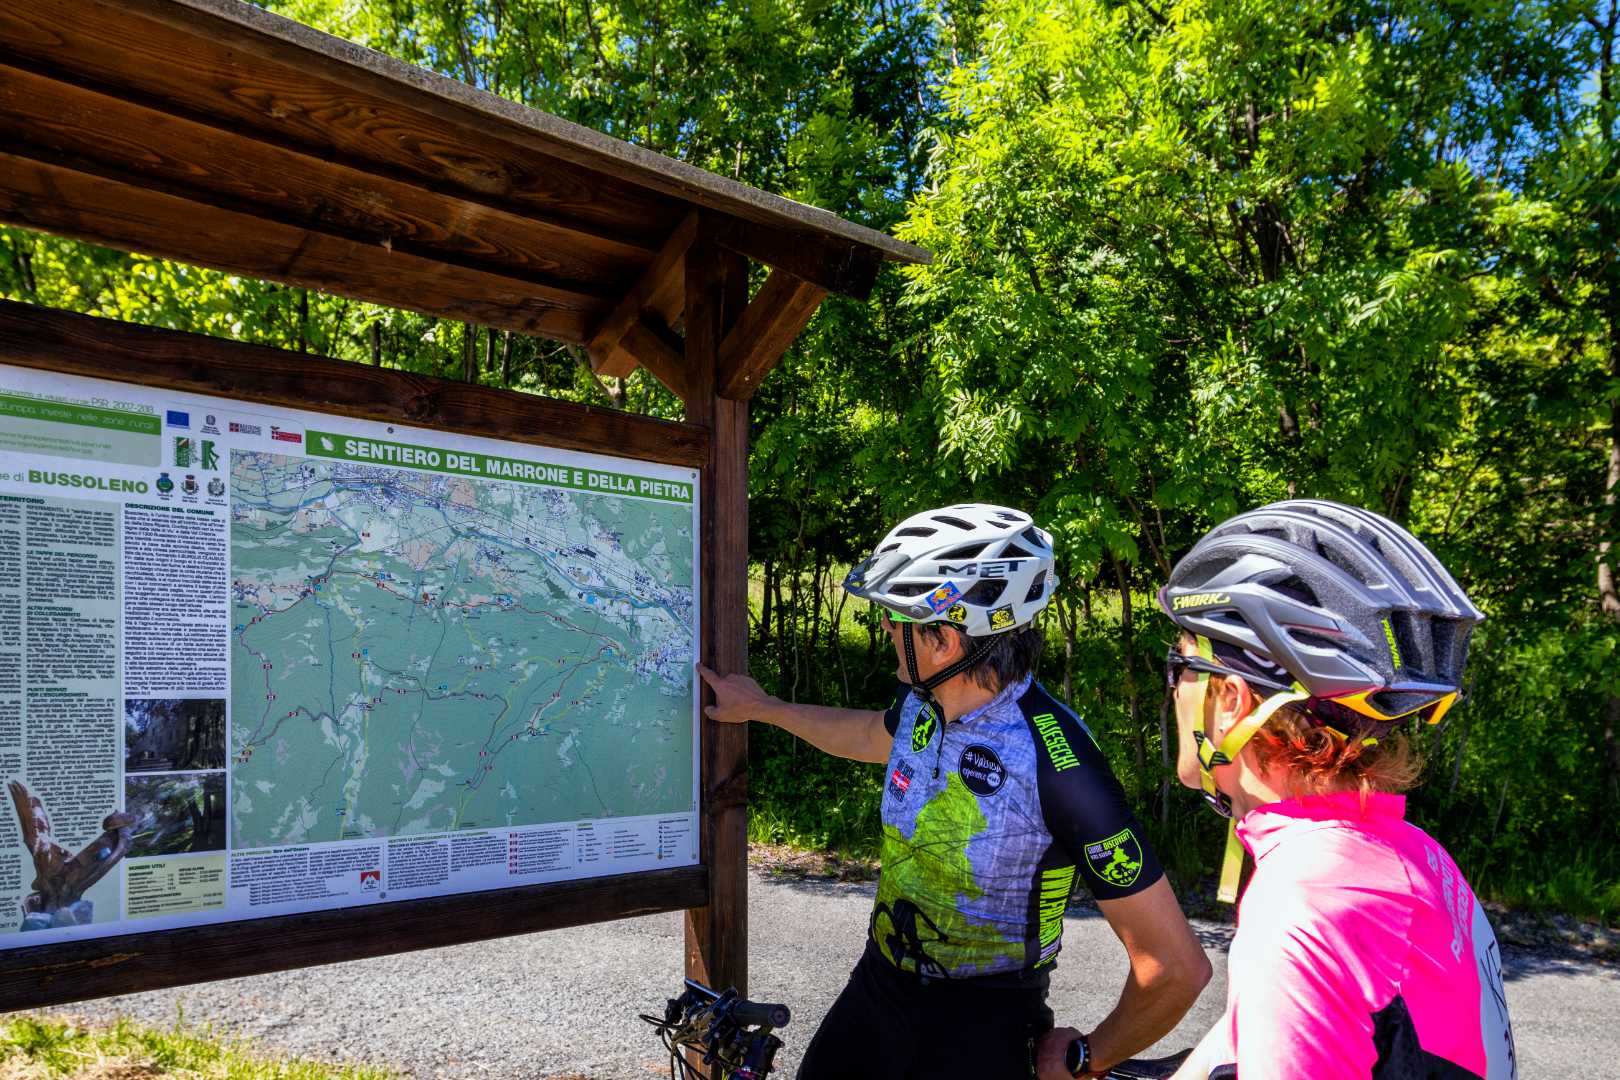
901, 622, 999, 778
1187, 636, 1311, 902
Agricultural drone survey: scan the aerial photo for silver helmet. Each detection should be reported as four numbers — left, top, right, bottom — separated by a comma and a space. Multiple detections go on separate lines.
1159, 500, 1482, 729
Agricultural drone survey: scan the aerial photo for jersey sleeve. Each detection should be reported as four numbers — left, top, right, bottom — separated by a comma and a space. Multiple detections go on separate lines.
1022, 691, 1163, 902
882, 682, 912, 736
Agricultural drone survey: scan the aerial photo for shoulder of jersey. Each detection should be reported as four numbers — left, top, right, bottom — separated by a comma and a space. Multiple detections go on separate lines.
1015, 681, 1098, 772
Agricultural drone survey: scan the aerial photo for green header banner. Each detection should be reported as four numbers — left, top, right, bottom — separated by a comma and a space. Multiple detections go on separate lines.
305, 430, 694, 504
0, 393, 159, 435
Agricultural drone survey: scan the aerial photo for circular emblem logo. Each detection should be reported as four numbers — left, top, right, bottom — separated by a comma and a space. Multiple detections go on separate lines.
155, 472, 174, 494
959, 743, 1005, 796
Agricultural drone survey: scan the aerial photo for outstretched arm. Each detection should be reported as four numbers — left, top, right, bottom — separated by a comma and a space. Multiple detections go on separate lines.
696, 665, 892, 763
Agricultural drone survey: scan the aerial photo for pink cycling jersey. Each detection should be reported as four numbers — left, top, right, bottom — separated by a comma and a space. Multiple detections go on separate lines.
1199, 792, 1516, 1079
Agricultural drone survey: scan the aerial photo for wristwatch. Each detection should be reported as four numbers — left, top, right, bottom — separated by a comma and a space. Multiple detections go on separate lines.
1064, 1031, 1092, 1077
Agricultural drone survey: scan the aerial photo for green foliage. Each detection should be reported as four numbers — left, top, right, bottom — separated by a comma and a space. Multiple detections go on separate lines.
5, 0, 1618, 915
0, 1014, 394, 1078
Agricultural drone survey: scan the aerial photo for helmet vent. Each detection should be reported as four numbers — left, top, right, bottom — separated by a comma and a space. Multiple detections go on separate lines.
878, 543, 900, 553
1272, 575, 1318, 606
930, 515, 975, 530
1000, 543, 1035, 559
1389, 610, 1424, 677
986, 520, 1012, 529
895, 527, 937, 538
1020, 526, 1046, 548
1024, 571, 1047, 604
995, 511, 1022, 521
1365, 689, 1442, 718
1317, 542, 1371, 586
890, 583, 933, 597
939, 542, 989, 560
963, 580, 1006, 606
1286, 628, 1339, 651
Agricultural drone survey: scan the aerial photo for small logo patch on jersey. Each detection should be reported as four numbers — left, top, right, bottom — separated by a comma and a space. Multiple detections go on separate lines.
910, 704, 938, 753
888, 760, 915, 801
1085, 828, 1144, 888
927, 582, 963, 612
959, 744, 1005, 796
988, 605, 1016, 631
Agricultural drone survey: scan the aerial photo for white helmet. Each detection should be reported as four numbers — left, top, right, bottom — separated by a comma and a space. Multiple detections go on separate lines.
842, 504, 1058, 637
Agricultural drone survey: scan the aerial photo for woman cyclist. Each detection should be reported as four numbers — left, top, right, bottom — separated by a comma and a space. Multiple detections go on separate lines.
1158, 500, 1516, 1079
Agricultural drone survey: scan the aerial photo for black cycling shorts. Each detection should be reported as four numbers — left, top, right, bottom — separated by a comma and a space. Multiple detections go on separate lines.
796, 944, 1054, 1080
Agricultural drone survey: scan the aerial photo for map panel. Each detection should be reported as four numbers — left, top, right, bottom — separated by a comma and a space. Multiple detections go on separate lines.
229, 451, 695, 849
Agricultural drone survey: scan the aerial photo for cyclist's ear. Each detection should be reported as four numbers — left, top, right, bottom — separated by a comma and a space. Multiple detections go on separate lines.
1208, 673, 1257, 739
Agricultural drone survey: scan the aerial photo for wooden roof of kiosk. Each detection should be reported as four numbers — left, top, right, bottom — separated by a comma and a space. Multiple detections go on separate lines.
0, 0, 928, 1009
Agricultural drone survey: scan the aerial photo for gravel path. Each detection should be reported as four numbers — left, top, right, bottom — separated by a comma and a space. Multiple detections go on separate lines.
29, 871, 1620, 1078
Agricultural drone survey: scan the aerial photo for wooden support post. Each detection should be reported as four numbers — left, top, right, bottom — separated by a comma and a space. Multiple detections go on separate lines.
683, 223, 750, 996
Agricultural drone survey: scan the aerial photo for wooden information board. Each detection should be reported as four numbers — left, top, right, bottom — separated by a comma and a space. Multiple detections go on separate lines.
0, 303, 710, 1009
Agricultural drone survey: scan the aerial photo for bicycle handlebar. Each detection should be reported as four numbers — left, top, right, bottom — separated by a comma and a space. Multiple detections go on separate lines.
648, 978, 1186, 1080
644, 979, 791, 1080
1104, 1048, 1191, 1078
727, 999, 792, 1028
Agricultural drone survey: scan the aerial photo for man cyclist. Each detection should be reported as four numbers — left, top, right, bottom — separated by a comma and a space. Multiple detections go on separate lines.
698, 503, 1210, 1079
1157, 500, 1517, 1079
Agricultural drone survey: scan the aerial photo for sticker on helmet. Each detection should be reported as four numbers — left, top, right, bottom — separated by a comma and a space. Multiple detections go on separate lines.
927, 582, 962, 612
988, 605, 1017, 631
1085, 828, 1144, 888
945, 603, 968, 624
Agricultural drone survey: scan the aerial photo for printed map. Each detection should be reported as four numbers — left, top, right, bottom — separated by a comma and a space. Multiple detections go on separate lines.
228, 451, 696, 848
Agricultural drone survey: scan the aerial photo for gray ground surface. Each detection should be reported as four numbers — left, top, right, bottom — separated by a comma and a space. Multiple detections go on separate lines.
31, 871, 1620, 1078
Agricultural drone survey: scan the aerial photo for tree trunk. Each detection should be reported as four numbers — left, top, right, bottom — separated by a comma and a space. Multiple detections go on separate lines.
775, 559, 790, 696
5, 234, 36, 295
807, 552, 825, 675
786, 557, 802, 702
1111, 555, 1147, 799
501, 330, 513, 386
367, 321, 382, 365
1594, 0, 1620, 800
462, 322, 477, 382
1055, 593, 1076, 705
296, 289, 309, 353
759, 557, 774, 658
1449, 708, 1471, 798
831, 580, 853, 704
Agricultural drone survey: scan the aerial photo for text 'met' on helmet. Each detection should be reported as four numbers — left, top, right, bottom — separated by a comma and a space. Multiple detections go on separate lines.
843, 504, 1059, 637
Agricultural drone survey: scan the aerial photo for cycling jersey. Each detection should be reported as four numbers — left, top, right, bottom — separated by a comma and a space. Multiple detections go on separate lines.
872, 675, 1163, 981
1198, 792, 1517, 1079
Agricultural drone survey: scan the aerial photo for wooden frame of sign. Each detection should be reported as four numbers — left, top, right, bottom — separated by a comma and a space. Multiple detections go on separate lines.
0, 0, 927, 1011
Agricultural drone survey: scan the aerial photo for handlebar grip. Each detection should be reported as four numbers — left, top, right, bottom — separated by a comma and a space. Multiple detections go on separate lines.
729, 999, 791, 1028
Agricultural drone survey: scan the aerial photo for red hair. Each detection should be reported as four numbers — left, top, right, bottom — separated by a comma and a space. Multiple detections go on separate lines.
1246, 703, 1423, 797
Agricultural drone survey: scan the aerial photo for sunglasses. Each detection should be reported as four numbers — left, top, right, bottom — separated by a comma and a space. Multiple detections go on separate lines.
879, 608, 920, 627
1163, 647, 1292, 693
